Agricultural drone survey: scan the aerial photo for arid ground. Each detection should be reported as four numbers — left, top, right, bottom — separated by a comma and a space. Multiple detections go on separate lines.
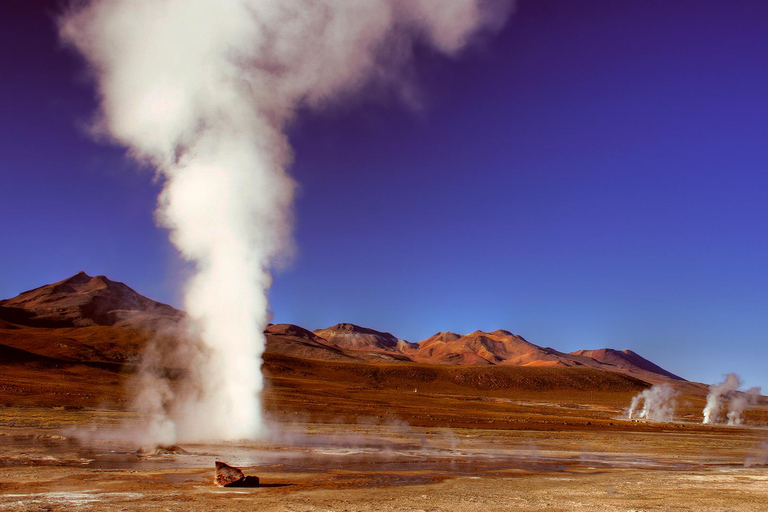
2, 353, 768, 511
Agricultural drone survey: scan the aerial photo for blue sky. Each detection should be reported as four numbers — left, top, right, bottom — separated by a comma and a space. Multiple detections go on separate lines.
2, 0, 768, 389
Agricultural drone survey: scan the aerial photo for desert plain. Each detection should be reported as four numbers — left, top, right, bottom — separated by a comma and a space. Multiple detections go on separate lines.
2, 273, 768, 511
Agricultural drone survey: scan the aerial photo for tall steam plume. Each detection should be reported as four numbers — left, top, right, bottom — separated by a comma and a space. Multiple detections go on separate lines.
59, 0, 513, 442
702, 373, 761, 426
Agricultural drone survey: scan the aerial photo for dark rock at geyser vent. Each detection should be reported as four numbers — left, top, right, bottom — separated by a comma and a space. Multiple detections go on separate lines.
136, 444, 189, 457
214, 461, 260, 487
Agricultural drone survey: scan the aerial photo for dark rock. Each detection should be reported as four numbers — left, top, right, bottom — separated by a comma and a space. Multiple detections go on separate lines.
227, 475, 260, 487
136, 444, 188, 457
214, 461, 259, 487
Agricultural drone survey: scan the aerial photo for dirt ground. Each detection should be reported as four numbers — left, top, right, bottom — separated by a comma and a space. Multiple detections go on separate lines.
2, 347, 767, 510
2, 406, 768, 511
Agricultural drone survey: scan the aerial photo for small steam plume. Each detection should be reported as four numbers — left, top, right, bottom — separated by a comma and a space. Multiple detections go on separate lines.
727, 387, 761, 426
59, 0, 513, 442
702, 373, 761, 426
703, 373, 740, 424
627, 383, 678, 422
745, 440, 768, 467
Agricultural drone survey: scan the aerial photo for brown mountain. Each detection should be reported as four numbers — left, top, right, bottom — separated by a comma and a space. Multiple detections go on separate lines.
570, 348, 684, 382
0, 273, 684, 384
264, 323, 354, 361
265, 324, 412, 363
303, 325, 684, 384
0, 271, 183, 330
314, 323, 415, 352
410, 330, 685, 383
413, 330, 576, 366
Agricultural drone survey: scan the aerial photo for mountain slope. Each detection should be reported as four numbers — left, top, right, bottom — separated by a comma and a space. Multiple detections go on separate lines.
410, 330, 686, 384
314, 323, 416, 356
571, 348, 684, 381
0, 273, 685, 384
414, 330, 575, 366
264, 323, 355, 361
0, 271, 183, 329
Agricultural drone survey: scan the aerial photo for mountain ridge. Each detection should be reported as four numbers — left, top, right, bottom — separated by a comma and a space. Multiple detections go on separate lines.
0, 272, 684, 384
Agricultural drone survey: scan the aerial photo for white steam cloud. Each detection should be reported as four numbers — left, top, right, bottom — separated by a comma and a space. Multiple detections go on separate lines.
627, 383, 678, 422
702, 373, 761, 426
727, 387, 761, 426
59, 0, 513, 442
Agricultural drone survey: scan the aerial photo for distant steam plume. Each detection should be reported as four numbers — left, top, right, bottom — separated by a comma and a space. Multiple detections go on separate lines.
702, 373, 740, 424
745, 440, 768, 467
702, 373, 761, 426
627, 383, 677, 422
59, 0, 513, 442
727, 387, 760, 426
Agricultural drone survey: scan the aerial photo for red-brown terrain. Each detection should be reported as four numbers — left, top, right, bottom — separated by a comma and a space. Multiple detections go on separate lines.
0, 272, 689, 387
571, 347, 684, 382
0, 271, 707, 419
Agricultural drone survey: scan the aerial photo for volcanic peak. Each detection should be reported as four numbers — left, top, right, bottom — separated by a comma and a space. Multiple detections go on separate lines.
570, 348, 684, 381
265, 323, 324, 342
314, 323, 406, 352
426, 331, 462, 343
0, 271, 183, 329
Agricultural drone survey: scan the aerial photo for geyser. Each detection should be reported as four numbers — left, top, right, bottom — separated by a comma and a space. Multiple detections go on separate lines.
59, 0, 513, 442
627, 383, 677, 423
702, 373, 761, 426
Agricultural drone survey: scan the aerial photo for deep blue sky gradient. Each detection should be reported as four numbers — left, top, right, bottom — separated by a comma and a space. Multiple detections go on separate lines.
2, 0, 768, 389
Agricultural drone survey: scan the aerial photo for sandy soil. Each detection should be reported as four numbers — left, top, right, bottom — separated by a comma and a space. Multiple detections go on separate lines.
2, 411, 768, 511
2, 330, 767, 511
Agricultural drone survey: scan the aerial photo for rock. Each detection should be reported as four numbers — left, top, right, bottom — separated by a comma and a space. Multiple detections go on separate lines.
229, 475, 260, 487
136, 444, 189, 457
214, 461, 259, 487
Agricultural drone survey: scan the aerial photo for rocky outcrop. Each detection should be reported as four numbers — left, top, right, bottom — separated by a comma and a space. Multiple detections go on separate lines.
214, 461, 259, 487
136, 444, 189, 457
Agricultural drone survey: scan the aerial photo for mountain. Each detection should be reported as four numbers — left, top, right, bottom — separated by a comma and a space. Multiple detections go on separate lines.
264, 323, 354, 361
410, 330, 687, 382
314, 323, 417, 355
570, 348, 684, 382
306, 325, 684, 383
413, 330, 576, 366
266, 324, 413, 363
0, 273, 685, 384
266, 323, 323, 341
0, 271, 183, 330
